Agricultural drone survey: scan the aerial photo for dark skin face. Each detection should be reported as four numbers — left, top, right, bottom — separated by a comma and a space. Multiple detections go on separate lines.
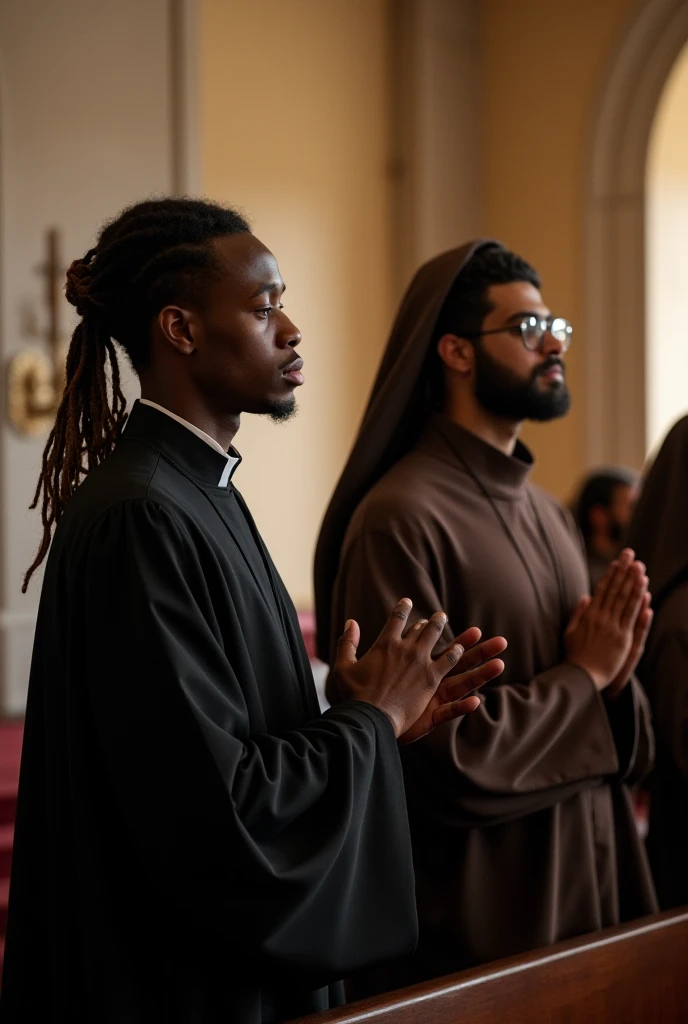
469, 281, 567, 396
139, 233, 303, 450
589, 483, 639, 556
438, 281, 569, 453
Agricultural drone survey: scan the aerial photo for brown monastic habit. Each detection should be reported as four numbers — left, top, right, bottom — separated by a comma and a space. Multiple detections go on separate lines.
628, 415, 688, 910
315, 244, 657, 990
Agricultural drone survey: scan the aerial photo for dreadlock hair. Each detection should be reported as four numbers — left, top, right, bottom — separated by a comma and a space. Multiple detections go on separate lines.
424, 244, 541, 410
23, 196, 250, 592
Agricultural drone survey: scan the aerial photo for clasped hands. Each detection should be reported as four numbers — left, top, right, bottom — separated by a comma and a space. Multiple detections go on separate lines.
564, 548, 653, 699
331, 598, 507, 744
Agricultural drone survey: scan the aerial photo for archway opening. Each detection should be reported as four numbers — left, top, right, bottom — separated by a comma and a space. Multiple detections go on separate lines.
646, 40, 688, 455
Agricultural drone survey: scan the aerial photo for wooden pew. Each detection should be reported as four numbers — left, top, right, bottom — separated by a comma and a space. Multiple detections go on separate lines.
292, 909, 688, 1023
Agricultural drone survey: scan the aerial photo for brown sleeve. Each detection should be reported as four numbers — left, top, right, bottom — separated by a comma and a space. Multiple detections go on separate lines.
332, 531, 625, 825
604, 676, 654, 785
642, 630, 688, 780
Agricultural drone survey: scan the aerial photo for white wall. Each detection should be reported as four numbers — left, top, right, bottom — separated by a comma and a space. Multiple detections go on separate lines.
0, 0, 182, 714
646, 41, 688, 455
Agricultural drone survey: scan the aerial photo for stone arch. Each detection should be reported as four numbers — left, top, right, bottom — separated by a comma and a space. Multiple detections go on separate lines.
583, 0, 688, 467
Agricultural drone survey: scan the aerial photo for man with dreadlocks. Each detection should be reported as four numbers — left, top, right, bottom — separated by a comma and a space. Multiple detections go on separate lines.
0, 200, 506, 1024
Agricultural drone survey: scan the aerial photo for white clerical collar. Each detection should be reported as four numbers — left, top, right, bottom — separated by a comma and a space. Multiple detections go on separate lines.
139, 399, 241, 487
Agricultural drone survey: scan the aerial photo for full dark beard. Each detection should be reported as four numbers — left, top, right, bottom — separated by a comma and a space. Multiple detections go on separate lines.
264, 395, 298, 423
473, 345, 571, 422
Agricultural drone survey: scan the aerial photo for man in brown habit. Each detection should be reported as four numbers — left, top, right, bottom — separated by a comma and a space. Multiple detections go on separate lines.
314, 242, 658, 989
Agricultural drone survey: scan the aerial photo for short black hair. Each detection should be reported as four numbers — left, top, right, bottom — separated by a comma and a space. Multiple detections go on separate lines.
573, 469, 639, 542
435, 244, 541, 340
425, 244, 541, 407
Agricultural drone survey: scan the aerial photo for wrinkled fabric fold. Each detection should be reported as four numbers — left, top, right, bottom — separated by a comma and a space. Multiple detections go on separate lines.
330, 417, 657, 989
1, 403, 417, 1024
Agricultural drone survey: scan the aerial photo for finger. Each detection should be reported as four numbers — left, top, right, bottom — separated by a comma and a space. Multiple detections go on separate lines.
612, 562, 642, 618
415, 610, 448, 652
599, 555, 633, 612
624, 606, 653, 676
442, 657, 505, 699
639, 607, 654, 639
431, 637, 463, 679
618, 569, 647, 628
566, 595, 591, 634
441, 635, 507, 675
633, 601, 653, 645
405, 618, 427, 639
335, 619, 360, 667
431, 695, 481, 728
376, 598, 413, 643
453, 626, 482, 651
592, 553, 623, 606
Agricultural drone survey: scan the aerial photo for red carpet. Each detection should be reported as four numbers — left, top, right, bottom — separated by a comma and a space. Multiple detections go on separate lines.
0, 720, 22, 976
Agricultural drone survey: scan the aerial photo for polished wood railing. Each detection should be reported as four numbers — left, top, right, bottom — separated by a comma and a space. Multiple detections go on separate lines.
292, 909, 688, 1023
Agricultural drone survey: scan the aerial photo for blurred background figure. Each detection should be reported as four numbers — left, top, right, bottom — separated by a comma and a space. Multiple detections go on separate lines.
571, 468, 640, 589
627, 415, 688, 912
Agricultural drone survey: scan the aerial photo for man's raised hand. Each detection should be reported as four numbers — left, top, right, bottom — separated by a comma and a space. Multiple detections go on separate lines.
564, 549, 650, 692
332, 600, 506, 742
398, 626, 507, 744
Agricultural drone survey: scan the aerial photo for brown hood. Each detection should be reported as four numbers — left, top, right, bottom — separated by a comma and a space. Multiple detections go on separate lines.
314, 239, 503, 660
626, 414, 688, 610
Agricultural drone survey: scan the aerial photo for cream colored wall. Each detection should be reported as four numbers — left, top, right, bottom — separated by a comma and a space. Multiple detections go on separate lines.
481, 0, 636, 501
0, 0, 176, 714
200, 0, 392, 608
200, 0, 647, 605
646, 40, 688, 455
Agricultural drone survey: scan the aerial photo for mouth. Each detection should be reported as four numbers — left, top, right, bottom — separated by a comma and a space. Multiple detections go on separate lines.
281, 357, 304, 387
536, 361, 565, 384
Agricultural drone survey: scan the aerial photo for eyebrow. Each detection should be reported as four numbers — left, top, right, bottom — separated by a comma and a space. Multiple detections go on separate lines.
250, 281, 286, 299
504, 309, 549, 324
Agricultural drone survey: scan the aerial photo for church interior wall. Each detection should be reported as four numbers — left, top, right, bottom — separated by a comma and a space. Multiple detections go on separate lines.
0, 0, 679, 710
0, 0, 180, 713
480, 0, 637, 504
200, 0, 395, 610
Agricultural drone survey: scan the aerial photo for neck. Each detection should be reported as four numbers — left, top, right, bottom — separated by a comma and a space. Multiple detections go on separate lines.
139, 381, 240, 451
443, 393, 522, 456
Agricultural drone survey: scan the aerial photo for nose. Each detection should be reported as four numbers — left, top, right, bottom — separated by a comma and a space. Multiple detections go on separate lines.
540, 329, 564, 357
277, 312, 301, 349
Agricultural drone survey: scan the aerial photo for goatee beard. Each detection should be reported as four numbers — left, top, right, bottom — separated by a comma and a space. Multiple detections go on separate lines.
473, 345, 571, 422
264, 395, 298, 423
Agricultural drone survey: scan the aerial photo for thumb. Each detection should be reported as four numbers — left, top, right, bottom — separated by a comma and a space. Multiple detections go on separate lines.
566, 594, 591, 635
335, 619, 360, 668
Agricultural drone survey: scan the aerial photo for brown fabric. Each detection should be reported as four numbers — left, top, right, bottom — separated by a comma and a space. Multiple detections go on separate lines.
331, 417, 657, 989
640, 585, 688, 909
314, 240, 502, 659
627, 414, 688, 608
627, 416, 688, 909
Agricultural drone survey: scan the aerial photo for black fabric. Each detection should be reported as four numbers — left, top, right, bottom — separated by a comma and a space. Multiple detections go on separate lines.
0, 401, 416, 1024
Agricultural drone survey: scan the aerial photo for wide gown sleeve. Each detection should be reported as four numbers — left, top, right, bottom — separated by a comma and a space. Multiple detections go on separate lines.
333, 530, 645, 827
80, 501, 417, 986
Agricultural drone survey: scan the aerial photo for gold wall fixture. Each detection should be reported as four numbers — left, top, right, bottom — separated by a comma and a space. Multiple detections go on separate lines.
7, 227, 67, 437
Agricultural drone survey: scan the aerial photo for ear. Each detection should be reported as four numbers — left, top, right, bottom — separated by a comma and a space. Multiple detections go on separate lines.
157, 305, 198, 356
437, 333, 474, 376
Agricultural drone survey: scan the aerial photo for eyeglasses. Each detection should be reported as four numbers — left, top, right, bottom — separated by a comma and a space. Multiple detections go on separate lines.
469, 316, 573, 353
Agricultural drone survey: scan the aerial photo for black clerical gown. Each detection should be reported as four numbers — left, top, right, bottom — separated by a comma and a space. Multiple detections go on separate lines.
0, 402, 416, 1024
